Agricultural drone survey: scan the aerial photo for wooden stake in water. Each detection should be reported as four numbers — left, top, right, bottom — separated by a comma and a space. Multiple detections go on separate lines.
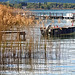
42, 22, 45, 28
58, 18, 61, 23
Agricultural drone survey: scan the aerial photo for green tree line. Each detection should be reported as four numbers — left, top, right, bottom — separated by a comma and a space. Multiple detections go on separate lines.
0, 2, 75, 9
26, 2, 75, 9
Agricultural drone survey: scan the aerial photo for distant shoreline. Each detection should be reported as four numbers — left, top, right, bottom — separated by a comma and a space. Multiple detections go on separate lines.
0, 2, 75, 11
28, 8, 75, 11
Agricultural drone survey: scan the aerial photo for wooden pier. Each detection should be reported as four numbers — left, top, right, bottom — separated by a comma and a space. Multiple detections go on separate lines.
22, 12, 75, 19
0, 31, 26, 41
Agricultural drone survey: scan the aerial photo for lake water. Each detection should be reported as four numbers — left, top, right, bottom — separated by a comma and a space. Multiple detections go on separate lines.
31, 9, 75, 16
0, 10, 75, 75
31, 9, 75, 14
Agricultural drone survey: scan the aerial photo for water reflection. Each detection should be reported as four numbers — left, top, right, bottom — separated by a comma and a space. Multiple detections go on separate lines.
0, 37, 75, 75
0, 19, 75, 75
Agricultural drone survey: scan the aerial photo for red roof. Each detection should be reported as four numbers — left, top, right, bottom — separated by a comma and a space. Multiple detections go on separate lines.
72, 13, 75, 14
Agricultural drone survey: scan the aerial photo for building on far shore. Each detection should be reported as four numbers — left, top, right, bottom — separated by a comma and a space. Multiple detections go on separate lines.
22, 6, 27, 10
64, 13, 75, 19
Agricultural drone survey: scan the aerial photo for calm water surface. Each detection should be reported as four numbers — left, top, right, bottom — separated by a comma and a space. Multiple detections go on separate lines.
0, 10, 75, 75
31, 9, 75, 16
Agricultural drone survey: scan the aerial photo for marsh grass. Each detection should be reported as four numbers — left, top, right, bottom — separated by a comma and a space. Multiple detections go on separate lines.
0, 4, 61, 63
28, 37, 34, 58
0, 4, 35, 41
0, 4, 36, 57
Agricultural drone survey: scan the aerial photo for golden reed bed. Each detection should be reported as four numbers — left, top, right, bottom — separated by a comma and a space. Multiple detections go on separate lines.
0, 4, 35, 41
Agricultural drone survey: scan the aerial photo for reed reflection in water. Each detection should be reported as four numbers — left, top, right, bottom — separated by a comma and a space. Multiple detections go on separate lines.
0, 20, 75, 75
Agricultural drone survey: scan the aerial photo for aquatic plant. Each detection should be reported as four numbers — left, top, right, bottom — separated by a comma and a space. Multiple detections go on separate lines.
0, 4, 35, 43
0, 4, 34, 31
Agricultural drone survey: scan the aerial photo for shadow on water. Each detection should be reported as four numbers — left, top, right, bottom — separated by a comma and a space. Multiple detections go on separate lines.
41, 34, 75, 40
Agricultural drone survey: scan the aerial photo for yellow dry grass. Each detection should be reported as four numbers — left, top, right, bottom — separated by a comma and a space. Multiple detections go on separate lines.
0, 4, 34, 31
0, 4, 35, 42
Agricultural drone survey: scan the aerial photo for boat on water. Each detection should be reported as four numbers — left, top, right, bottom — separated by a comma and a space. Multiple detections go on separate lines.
40, 24, 75, 36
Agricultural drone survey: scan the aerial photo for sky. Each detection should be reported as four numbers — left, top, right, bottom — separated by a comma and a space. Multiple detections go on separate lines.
0, 0, 75, 3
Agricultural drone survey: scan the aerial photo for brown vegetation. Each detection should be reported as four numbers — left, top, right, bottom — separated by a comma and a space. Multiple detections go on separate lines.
0, 4, 34, 31
0, 4, 35, 41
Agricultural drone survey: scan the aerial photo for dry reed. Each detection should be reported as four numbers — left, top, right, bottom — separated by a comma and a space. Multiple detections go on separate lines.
0, 4, 35, 42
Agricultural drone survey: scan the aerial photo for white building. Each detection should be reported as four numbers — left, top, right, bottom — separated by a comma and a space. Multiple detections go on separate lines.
63, 13, 73, 19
